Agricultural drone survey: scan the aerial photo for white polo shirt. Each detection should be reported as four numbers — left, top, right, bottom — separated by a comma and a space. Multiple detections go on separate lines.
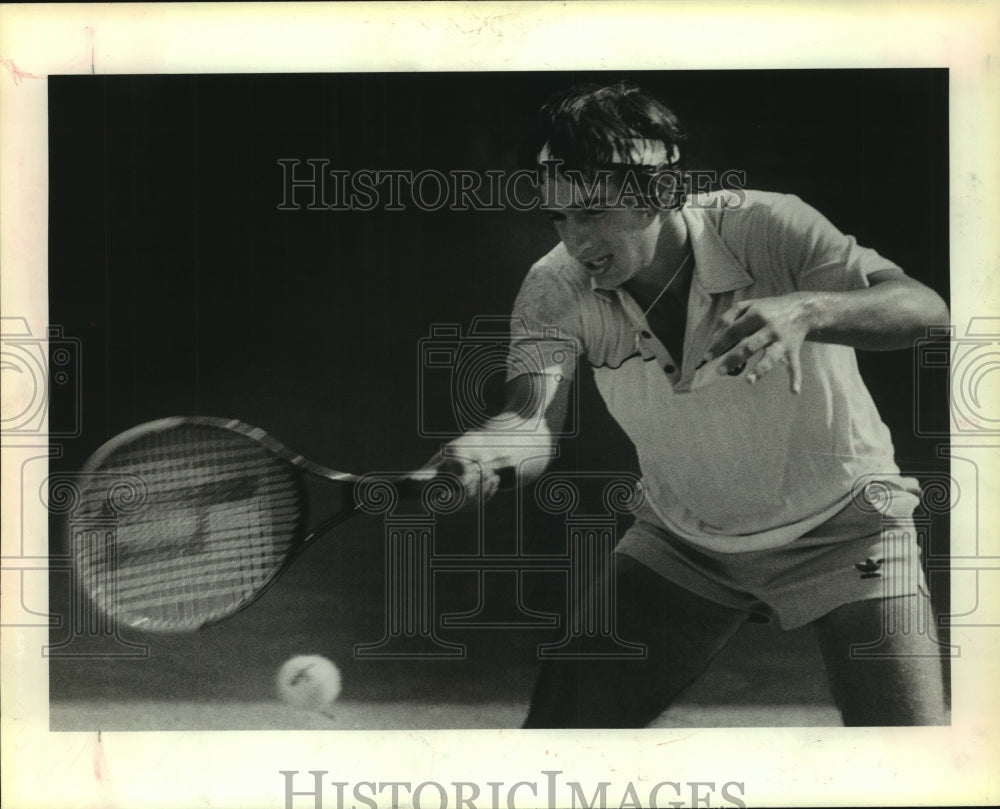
508, 190, 920, 552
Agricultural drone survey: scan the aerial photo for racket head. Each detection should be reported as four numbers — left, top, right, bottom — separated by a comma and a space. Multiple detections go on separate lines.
71, 417, 341, 633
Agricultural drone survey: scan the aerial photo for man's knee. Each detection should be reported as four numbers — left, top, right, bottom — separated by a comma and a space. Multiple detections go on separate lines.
812, 595, 949, 726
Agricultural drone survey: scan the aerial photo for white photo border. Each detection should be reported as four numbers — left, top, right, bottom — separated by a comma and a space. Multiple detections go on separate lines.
2, 3, 998, 808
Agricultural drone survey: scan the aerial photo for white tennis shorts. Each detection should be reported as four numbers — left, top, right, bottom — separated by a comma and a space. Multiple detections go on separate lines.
615, 483, 929, 629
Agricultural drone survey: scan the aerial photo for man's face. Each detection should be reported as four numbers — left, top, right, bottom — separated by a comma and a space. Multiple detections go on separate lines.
540, 170, 662, 289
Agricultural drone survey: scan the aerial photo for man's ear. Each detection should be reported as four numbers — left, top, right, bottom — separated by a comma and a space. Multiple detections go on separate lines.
649, 152, 684, 210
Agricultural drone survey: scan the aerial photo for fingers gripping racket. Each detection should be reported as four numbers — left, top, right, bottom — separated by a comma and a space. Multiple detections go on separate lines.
71, 417, 465, 633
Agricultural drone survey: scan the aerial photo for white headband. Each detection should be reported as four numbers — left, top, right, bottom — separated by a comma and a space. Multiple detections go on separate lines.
537, 138, 678, 166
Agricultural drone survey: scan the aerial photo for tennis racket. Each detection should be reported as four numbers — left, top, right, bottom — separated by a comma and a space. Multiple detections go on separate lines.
70, 416, 485, 633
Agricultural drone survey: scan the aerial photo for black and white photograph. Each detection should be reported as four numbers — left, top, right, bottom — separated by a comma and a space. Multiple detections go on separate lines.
44, 67, 954, 733
2, 4, 998, 808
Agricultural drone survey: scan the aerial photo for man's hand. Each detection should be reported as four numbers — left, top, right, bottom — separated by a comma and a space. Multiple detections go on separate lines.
419, 424, 555, 508
422, 437, 509, 505
702, 275, 950, 394
704, 293, 815, 394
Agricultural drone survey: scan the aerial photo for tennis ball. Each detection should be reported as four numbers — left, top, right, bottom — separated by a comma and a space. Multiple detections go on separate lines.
276, 655, 342, 712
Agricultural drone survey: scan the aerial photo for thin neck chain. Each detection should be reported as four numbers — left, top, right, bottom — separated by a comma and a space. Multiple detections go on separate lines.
639, 249, 692, 321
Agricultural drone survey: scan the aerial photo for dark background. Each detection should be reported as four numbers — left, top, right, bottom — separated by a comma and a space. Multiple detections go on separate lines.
47, 70, 950, 722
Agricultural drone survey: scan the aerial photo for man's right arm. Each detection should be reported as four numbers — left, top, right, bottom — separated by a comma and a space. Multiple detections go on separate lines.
422, 257, 583, 503
423, 368, 573, 504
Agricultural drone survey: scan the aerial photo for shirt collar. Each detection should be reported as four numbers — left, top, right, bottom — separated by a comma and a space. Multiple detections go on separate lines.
681, 203, 754, 293
590, 275, 615, 297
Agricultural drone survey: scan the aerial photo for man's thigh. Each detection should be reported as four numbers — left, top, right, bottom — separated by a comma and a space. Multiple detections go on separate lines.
812, 592, 949, 726
523, 554, 748, 728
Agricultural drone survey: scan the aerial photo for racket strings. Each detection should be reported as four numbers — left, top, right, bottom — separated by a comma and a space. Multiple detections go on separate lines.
75, 424, 303, 631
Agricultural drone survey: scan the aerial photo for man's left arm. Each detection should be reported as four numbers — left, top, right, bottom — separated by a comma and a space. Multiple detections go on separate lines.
705, 195, 949, 393
704, 269, 950, 393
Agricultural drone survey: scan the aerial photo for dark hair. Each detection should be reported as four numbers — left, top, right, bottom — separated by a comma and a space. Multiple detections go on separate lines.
530, 81, 686, 171
529, 82, 687, 208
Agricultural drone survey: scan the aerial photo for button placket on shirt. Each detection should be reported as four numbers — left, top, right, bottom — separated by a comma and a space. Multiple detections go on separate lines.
619, 292, 682, 382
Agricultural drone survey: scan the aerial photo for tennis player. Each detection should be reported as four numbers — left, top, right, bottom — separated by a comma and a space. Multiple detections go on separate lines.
432, 82, 950, 727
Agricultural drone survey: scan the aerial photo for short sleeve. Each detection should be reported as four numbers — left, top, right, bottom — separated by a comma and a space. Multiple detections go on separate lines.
506, 263, 584, 384
762, 195, 903, 293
